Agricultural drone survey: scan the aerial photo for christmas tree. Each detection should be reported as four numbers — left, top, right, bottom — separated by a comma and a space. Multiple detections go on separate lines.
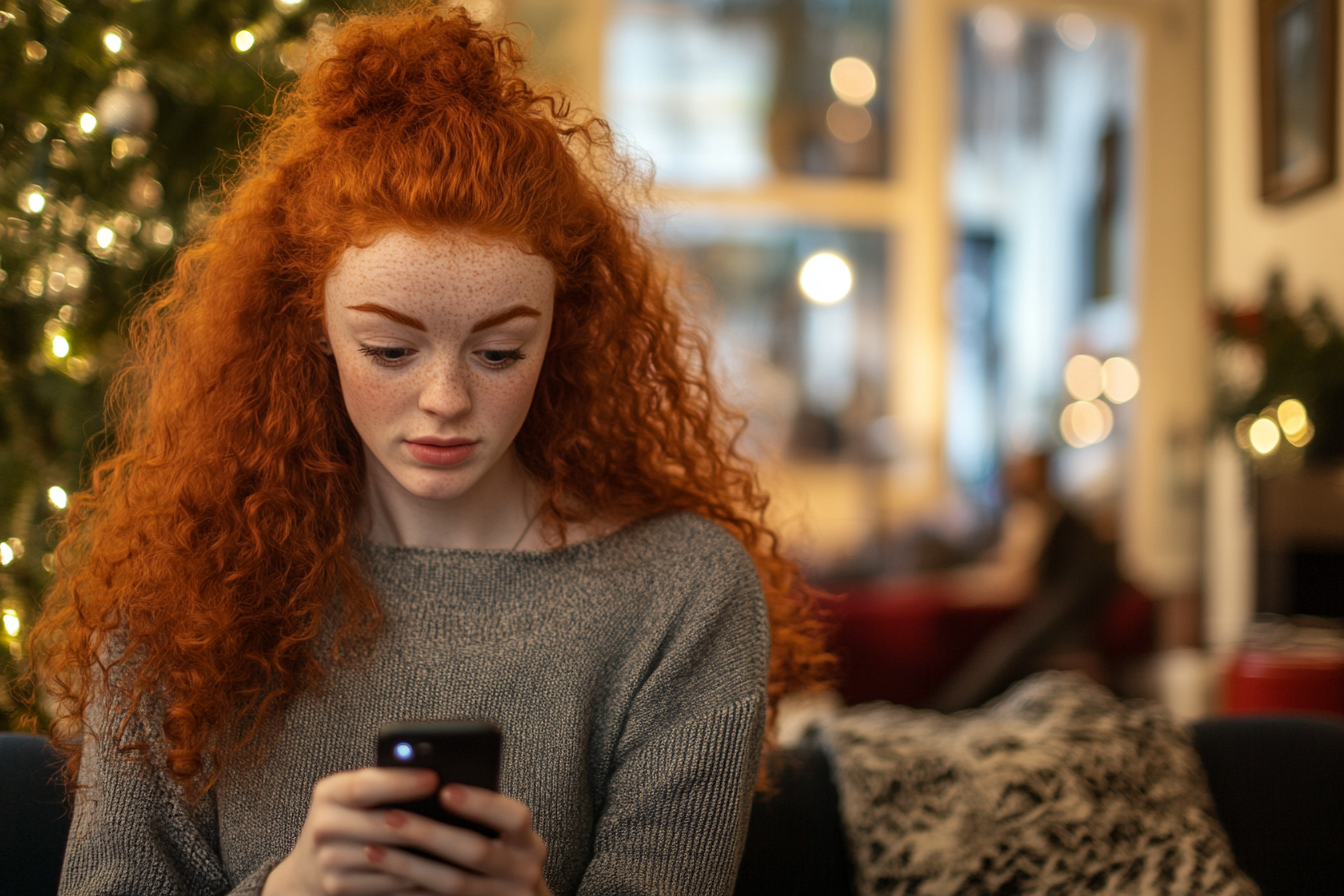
0, 0, 345, 730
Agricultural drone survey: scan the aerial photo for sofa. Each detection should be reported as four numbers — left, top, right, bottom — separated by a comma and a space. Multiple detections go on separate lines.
4, 715, 1342, 896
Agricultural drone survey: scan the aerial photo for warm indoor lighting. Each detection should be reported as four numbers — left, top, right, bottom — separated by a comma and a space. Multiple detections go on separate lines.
103, 29, 124, 54
79, 112, 98, 133
232, 29, 256, 53
1101, 356, 1139, 403
1064, 354, 1103, 401
24, 189, 46, 214
1248, 416, 1281, 455
95, 226, 115, 249
975, 6, 1022, 51
48, 486, 68, 509
829, 56, 877, 105
51, 334, 70, 358
1060, 399, 1113, 448
1277, 398, 1307, 438
1056, 12, 1097, 51
825, 102, 873, 143
798, 252, 853, 304
0, 543, 11, 566
2, 610, 19, 638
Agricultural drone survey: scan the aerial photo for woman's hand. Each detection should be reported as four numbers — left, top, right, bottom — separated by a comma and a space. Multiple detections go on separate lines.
262, 768, 551, 896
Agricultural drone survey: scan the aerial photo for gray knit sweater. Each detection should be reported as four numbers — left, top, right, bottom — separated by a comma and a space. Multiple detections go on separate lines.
59, 513, 771, 896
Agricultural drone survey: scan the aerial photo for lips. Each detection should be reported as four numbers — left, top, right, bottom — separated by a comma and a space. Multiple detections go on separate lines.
405, 438, 476, 467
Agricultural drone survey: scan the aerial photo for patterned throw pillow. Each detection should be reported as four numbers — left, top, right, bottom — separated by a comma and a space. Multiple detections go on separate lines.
818, 672, 1260, 896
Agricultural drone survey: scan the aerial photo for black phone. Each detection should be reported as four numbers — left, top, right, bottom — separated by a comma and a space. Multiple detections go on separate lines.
375, 720, 502, 840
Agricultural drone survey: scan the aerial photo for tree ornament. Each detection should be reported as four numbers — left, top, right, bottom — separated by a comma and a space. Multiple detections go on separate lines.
94, 70, 157, 135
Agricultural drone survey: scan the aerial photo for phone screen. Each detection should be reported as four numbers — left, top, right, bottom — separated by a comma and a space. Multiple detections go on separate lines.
375, 720, 502, 840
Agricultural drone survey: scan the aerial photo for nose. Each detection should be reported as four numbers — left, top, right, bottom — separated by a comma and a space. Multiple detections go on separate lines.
418, 358, 472, 421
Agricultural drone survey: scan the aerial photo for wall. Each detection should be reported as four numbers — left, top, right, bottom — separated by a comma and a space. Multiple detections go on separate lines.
1209, 0, 1344, 310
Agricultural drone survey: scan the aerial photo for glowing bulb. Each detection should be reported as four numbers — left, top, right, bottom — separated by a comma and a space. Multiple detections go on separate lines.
0, 543, 11, 565
2, 610, 19, 638
826, 102, 873, 143
26, 191, 46, 214
51, 334, 70, 358
1056, 12, 1097, 51
103, 30, 123, 54
1064, 354, 1103, 401
1277, 398, 1308, 438
1249, 417, 1281, 455
79, 112, 98, 134
48, 486, 68, 509
1060, 399, 1113, 448
830, 57, 877, 105
798, 252, 853, 305
95, 226, 115, 249
1101, 356, 1140, 403
232, 29, 256, 53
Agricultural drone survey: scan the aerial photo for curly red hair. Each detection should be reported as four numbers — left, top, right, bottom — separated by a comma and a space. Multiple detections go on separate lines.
32, 1, 832, 792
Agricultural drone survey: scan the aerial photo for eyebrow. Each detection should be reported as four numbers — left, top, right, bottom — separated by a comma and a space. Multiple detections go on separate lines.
470, 305, 542, 333
345, 303, 426, 332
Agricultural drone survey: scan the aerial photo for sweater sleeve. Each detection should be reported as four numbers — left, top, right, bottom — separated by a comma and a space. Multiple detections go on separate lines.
58, 705, 273, 896
576, 536, 771, 896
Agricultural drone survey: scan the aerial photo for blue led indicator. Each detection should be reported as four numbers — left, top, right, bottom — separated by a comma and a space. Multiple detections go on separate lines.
393, 741, 413, 761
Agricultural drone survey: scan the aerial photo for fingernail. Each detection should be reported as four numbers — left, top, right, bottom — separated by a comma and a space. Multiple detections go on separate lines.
386, 809, 408, 829
367, 844, 386, 863
442, 784, 465, 805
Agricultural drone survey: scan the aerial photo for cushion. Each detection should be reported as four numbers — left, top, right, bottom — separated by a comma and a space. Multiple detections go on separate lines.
818, 672, 1260, 896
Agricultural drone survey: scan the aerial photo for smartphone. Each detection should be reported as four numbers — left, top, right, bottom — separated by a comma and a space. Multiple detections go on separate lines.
375, 720, 502, 840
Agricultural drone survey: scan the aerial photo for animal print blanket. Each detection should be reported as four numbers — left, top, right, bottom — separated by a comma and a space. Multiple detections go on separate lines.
816, 672, 1260, 896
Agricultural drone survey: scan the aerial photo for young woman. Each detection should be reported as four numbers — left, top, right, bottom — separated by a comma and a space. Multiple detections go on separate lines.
34, 4, 830, 894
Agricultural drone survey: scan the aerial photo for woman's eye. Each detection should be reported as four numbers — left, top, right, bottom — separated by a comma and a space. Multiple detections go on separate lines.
478, 348, 526, 369
358, 345, 413, 365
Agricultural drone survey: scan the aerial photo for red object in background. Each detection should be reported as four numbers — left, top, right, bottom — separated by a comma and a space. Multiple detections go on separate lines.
818, 580, 1155, 708
1221, 648, 1344, 717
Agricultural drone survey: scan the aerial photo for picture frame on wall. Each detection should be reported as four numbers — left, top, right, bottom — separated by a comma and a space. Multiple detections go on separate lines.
1259, 0, 1339, 203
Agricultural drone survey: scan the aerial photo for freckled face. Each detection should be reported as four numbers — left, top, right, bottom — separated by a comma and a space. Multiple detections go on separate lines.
323, 229, 555, 504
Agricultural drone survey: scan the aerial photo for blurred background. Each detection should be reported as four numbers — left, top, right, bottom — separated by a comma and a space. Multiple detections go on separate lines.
3, 0, 1344, 725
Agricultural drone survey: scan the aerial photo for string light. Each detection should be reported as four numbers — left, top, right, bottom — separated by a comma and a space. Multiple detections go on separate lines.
0, 543, 12, 566
79, 112, 98, 134
1248, 417, 1280, 455
2, 610, 19, 638
103, 29, 124, 54
48, 486, 68, 510
233, 29, 256, 53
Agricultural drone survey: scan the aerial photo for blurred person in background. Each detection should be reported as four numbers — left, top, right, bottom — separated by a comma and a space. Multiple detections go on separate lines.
931, 452, 1118, 712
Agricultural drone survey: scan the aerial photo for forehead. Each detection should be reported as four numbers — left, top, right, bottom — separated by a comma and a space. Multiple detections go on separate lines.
325, 228, 554, 314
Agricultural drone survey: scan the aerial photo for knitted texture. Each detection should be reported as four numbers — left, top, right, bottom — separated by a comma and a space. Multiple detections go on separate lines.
60, 513, 770, 895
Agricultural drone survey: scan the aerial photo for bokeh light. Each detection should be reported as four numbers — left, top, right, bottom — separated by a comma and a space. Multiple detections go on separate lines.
2, 610, 19, 638
798, 252, 853, 304
232, 29, 256, 53
1249, 416, 1281, 455
79, 111, 98, 134
103, 29, 123, 54
826, 102, 873, 143
48, 486, 68, 509
1064, 354, 1103, 401
1060, 399, 1113, 447
51, 334, 70, 358
1056, 12, 1097, 51
830, 57, 877, 105
1101, 356, 1140, 403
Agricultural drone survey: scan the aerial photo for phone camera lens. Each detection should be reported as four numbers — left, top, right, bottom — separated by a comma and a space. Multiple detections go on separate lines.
393, 741, 413, 761
417, 741, 434, 756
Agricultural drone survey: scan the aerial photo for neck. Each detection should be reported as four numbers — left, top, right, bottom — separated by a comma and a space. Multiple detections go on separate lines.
360, 446, 540, 551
